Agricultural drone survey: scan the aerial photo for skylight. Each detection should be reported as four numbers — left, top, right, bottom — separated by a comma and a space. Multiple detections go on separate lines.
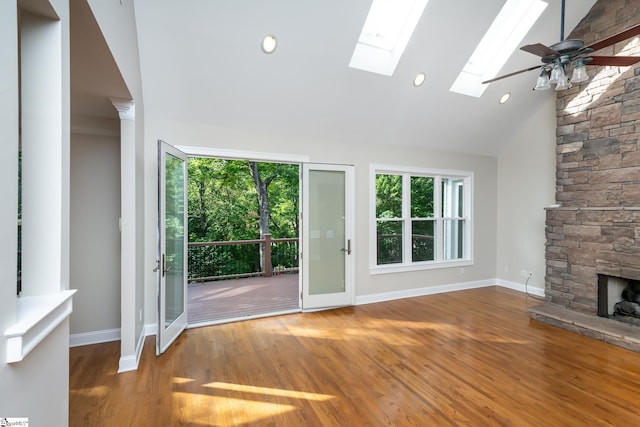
349, 0, 430, 76
450, 0, 548, 97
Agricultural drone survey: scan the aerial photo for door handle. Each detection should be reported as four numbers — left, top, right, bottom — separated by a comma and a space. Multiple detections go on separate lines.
155, 255, 173, 277
341, 239, 351, 255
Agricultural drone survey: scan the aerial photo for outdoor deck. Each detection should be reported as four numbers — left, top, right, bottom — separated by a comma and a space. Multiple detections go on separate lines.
187, 273, 299, 325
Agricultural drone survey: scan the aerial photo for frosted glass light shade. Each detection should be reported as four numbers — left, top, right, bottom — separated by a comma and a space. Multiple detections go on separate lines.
534, 72, 551, 90
555, 70, 571, 90
549, 61, 562, 84
571, 62, 589, 83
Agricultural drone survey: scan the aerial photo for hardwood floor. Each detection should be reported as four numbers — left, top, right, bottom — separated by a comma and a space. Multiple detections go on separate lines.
69, 287, 640, 426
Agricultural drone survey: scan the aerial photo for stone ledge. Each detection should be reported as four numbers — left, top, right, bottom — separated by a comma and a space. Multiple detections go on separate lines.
529, 303, 640, 353
545, 206, 640, 211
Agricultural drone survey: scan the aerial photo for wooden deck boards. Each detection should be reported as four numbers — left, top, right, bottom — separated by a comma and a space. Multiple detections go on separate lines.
188, 273, 299, 324
70, 286, 640, 426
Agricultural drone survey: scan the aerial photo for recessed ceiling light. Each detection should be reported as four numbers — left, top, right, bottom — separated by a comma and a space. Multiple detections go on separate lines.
261, 35, 277, 54
499, 92, 511, 104
413, 72, 426, 87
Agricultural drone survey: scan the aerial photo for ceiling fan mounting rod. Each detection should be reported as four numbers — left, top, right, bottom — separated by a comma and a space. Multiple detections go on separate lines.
560, 0, 566, 41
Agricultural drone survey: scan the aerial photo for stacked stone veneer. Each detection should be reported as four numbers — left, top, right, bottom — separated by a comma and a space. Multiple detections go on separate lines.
546, 0, 640, 315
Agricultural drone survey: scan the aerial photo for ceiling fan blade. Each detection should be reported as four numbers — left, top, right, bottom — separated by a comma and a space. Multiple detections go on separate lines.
586, 23, 640, 52
482, 65, 541, 84
520, 43, 559, 57
588, 56, 640, 66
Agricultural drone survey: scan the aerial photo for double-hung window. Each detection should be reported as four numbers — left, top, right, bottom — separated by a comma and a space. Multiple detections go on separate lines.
370, 165, 472, 273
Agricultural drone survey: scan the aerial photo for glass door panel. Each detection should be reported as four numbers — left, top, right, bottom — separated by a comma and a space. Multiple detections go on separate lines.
157, 141, 188, 355
302, 164, 354, 309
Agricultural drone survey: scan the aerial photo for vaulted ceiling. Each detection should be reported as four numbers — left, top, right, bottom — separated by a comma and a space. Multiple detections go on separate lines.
72, 0, 598, 156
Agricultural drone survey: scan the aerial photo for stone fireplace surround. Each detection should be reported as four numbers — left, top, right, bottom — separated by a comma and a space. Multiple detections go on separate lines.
530, 207, 640, 352
528, 0, 640, 352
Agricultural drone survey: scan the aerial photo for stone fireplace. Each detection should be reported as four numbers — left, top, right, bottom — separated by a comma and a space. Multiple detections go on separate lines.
529, 0, 640, 352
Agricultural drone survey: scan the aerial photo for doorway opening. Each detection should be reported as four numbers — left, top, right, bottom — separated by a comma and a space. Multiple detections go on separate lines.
186, 157, 300, 325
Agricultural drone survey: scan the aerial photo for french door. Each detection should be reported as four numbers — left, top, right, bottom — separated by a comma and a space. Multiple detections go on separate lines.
157, 141, 188, 355
302, 164, 355, 309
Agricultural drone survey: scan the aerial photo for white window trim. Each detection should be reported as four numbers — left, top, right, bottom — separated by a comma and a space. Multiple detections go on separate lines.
369, 164, 474, 275
5, 2, 76, 364
6, 290, 77, 363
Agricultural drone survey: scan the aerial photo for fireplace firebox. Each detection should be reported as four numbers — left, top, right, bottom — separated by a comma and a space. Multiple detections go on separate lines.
598, 275, 640, 326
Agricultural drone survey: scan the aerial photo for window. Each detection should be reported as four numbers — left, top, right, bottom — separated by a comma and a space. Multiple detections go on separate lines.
450, 0, 547, 97
370, 165, 472, 273
349, 0, 430, 76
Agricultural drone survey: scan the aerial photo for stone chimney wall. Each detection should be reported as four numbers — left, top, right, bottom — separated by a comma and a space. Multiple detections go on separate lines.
546, 0, 640, 314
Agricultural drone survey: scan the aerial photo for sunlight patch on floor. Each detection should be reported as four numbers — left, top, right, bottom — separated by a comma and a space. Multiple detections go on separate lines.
69, 385, 110, 398
282, 320, 531, 345
172, 391, 300, 424
203, 382, 336, 401
172, 376, 195, 384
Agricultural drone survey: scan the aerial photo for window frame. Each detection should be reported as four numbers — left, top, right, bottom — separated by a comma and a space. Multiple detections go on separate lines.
369, 164, 473, 274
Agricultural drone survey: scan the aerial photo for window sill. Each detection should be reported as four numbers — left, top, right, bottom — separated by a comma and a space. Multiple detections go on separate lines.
5, 289, 77, 363
370, 259, 473, 275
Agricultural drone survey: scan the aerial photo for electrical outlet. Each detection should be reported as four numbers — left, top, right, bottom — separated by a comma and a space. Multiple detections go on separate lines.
520, 270, 528, 277
139, 309, 142, 322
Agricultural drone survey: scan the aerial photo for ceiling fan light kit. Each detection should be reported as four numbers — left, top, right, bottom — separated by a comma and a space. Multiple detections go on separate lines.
482, 0, 640, 92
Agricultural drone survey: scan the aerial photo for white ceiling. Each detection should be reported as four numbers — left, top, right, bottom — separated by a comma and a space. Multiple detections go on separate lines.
72, 0, 598, 156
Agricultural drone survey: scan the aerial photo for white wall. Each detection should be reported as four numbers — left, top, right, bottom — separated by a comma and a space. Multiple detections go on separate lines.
497, 95, 557, 293
86, 0, 147, 361
70, 130, 121, 335
0, 0, 71, 425
143, 118, 498, 321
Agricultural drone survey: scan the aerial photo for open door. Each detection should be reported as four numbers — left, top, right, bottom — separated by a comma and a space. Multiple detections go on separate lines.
157, 141, 188, 355
302, 164, 354, 310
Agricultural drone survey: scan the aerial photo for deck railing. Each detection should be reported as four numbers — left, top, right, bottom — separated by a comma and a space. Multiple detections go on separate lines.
188, 234, 298, 283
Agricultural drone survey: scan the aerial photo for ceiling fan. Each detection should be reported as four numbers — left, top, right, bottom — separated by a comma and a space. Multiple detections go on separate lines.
483, 0, 640, 90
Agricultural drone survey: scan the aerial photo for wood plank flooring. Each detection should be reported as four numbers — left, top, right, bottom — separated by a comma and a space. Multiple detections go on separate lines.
188, 274, 299, 324
69, 287, 640, 426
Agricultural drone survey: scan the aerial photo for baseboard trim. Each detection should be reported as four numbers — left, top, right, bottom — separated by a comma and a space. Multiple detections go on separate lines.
497, 279, 545, 297
355, 279, 497, 306
144, 322, 157, 337
69, 328, 120, 348
118, 354, 137, 373
118, 326, 147, 373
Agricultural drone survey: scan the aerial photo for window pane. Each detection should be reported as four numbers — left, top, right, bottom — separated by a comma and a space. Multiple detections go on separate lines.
412, 220, 434, 262
377, 220, 403, 265
442, 178, 464, 217
376, 174, 402, 218
411, 176, 434, 218
444, 219, 465, 260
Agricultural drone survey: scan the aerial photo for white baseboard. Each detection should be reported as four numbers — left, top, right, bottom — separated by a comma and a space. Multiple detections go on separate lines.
70, 328, 120, 347
355, 278, 546, 306
355, 279, 497, 306
118, 354, 137, 373
118, 325, 147, 373
144, 322, 157, 336
497, 279, 545, 297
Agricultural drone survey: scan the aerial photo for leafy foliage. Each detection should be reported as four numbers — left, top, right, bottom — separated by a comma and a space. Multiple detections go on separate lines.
375, 173, 435, 264
186, 158, 299, 280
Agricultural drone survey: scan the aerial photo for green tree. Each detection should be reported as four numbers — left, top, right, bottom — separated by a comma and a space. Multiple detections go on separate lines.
186, 158, 299, 280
